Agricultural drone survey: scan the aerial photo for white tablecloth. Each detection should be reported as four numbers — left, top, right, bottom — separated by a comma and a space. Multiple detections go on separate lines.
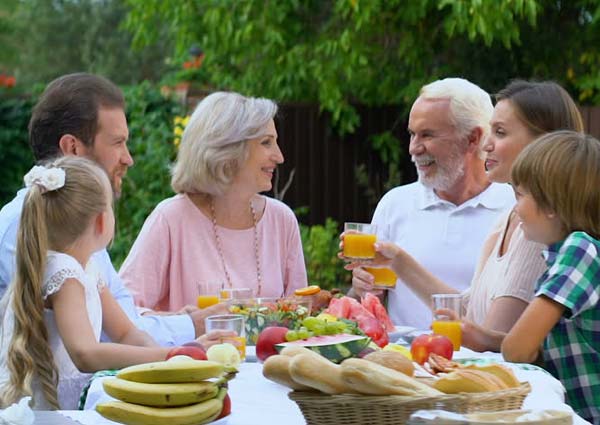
59, 347, 590, 425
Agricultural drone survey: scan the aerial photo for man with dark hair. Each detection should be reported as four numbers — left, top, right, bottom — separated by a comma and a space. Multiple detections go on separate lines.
0, 73, 224, 346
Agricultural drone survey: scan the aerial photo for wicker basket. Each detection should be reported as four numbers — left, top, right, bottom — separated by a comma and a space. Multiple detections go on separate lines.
288, 382, 531, 425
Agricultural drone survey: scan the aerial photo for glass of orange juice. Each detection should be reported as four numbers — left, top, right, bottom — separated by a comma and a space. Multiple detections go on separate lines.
205, 314, 246, 360
364, 267, 397, 289
431, 293, 463, 351
197, 281, 221, 309
343, 222, 377, 260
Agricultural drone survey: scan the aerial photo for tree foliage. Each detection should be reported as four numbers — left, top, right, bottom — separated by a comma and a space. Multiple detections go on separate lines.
124, 0, 600, 132
3, 0, 171, 86
124, 0, 546, 133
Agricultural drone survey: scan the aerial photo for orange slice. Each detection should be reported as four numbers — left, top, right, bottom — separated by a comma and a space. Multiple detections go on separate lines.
294, 285, 321, 296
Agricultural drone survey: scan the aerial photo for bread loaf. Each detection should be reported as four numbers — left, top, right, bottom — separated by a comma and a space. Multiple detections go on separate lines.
262, 355, 314, 391
340, 358, 442, 396
363, 351, 415, 377
464, 363, 520, 388
433, 369, 509, 394
289, 353, 357, 395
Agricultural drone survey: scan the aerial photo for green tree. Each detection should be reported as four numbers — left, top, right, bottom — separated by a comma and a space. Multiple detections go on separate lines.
124, 0, 544, 134
4, 0, 172, 86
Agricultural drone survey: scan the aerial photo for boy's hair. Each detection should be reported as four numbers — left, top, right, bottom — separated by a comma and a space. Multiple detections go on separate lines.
1, 156, 110, 409
512, 130, 600, 240
29, 73, 125, 162
496, 80, 584, 136
171, 91, 277, 196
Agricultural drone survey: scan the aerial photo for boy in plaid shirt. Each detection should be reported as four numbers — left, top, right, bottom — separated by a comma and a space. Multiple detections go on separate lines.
501, 131, 600, 423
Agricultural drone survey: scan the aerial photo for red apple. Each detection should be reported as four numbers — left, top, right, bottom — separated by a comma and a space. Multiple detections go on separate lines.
165, 345, 207, 361
216, 393, 231, 419
410, 334, 453, 365
255, 326, 289, 362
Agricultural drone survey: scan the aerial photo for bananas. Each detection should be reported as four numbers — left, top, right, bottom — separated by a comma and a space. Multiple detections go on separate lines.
117, 359, 224, 383
96, 396, 223, 425
96, 359, 230, 425
102, 378, 218, 407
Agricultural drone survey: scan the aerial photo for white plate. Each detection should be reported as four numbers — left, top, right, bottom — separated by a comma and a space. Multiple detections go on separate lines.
388, 325, 417, 341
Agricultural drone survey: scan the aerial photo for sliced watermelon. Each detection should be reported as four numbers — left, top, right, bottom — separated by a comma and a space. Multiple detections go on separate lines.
275, 334, 370, 363
362, 293, 394, 332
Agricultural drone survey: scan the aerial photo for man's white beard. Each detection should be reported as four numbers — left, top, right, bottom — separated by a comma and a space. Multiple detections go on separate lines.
413, 147, 467, 192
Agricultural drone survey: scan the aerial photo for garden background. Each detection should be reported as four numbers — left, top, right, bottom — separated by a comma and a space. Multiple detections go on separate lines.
2, 0, 600, 290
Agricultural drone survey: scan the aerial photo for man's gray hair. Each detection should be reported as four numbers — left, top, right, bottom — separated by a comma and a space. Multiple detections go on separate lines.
171, 91, 278, 195
420, 78, 493, 156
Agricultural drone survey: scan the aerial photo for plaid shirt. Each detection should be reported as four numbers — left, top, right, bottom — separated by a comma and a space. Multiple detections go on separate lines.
536, 231, 600, 424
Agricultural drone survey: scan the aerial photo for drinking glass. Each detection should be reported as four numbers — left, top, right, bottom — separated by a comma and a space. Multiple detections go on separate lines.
205, 314, 246, 360
197, 281, 221, 309
364, 267, 397, 289
431, 293, 463, 351
219, 287, 255, 301
343, 222, 377, 260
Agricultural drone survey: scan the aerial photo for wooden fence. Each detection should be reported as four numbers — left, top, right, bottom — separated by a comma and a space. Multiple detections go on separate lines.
268, 104, 600, 227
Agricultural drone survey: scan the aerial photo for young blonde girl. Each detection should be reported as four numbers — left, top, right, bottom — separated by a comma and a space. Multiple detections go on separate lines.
502, 131, 600, 423
0, 157, 225, 410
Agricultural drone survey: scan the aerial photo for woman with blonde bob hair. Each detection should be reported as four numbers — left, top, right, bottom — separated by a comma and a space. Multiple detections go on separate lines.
120, 92, 307, 312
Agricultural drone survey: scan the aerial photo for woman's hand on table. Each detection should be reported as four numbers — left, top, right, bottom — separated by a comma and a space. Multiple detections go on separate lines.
198, 330, 239, 349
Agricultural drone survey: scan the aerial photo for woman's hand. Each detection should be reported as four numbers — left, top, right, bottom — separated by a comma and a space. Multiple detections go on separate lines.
197, 330, 239, 349
350, 266, 383, 297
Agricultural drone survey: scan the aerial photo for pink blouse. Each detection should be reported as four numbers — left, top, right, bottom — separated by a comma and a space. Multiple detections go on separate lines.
119, 194, 308, 311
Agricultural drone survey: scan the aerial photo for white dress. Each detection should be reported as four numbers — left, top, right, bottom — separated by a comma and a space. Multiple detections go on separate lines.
0, 251, 103, 410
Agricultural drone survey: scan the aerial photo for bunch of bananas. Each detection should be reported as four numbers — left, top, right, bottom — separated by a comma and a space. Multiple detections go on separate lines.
96, 358, 229, 425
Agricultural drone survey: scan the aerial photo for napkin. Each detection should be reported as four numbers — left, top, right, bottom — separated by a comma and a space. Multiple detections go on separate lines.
0, 397, 34, 425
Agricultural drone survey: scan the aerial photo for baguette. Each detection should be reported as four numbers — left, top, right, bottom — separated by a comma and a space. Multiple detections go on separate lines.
464, 363, 520, 388
289, 353, 357, 395
433, 369, 509, 394
363, 351, 415, 377
262, 355, 313, 391
340, 358, 442, 396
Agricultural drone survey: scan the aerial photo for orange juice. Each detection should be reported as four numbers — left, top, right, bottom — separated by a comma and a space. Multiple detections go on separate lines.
365, 267, 397, 288
343, 233, 377, 259
219, 290, 230, 300
231, 336, 246, 360
197, 295, 219, 309
432, 320, 462, 351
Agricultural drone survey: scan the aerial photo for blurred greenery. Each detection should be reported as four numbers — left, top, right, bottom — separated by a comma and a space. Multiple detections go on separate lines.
1, 0, 171, 86
0, 97, 34, 203
299, 217, 352, 292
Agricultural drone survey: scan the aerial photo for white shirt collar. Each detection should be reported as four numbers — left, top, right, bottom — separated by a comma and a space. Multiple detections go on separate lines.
416, 182, 513, 211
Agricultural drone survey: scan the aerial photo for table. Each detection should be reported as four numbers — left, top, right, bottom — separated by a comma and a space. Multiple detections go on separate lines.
55, 347, 590, 425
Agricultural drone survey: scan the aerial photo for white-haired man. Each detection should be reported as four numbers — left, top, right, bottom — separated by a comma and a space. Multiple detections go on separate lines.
351, 78, 514, 329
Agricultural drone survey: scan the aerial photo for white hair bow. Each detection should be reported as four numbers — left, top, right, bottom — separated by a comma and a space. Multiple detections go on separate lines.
23, 165, 66, 193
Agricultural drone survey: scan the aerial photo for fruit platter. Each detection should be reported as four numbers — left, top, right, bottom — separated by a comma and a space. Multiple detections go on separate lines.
228, 297, 312, 345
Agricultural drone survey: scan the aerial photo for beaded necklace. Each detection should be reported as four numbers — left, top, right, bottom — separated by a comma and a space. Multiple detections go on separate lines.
210, 198, 263, 296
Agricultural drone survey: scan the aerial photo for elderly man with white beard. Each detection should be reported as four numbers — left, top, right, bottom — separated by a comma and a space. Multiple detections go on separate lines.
350, 78, 514, 330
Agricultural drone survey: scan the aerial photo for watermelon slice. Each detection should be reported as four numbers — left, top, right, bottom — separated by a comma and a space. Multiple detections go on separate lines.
275, 334, 370, 363
362, 293, 394, 332
325, 296, 389, 348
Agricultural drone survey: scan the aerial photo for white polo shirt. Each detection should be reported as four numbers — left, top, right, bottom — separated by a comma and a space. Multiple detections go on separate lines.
372, 181, 515, 329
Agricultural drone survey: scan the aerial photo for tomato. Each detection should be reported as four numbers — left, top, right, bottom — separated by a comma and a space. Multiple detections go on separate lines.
410, 334, 453, 365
